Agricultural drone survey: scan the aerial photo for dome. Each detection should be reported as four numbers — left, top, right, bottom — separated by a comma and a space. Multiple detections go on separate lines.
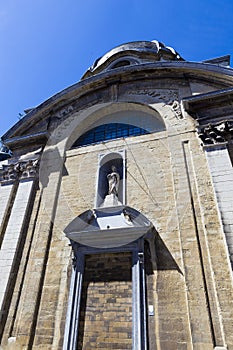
82, 40, 184, 79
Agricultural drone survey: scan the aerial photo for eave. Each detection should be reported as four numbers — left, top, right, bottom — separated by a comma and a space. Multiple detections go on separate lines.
2, 61, 233, 144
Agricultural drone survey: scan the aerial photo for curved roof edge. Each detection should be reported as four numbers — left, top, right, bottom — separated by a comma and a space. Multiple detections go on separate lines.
2, 61, 233, 143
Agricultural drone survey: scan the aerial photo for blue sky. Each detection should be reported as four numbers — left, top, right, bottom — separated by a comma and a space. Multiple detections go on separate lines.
0, 0, 233, 137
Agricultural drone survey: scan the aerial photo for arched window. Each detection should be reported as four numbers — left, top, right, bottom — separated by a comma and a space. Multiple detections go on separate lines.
72, 123, 149, 148
110, 60, 131, 69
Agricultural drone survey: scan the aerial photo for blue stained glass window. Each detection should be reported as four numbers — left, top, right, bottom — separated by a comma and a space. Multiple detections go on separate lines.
72, 123, 149, 148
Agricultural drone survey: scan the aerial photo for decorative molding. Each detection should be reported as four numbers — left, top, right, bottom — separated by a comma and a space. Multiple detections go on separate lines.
126, 89, 183, 119
168, 99, 183, 119
0, 159, 39, 184
53, 105, 74, 119
197, 121, 233, 145
19, 159, 39, 179
49, 105, 75, 131
0, 163, 20, 183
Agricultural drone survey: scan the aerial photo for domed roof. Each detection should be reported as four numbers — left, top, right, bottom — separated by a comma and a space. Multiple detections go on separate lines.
82, 40, 184, 79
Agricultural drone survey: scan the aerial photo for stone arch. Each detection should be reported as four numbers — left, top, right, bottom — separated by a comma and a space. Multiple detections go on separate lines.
38, 100, 178, 232
67, 101, 166, 150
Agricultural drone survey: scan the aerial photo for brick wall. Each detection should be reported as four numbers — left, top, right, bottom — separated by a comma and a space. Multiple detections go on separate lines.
78, 252, 132, 350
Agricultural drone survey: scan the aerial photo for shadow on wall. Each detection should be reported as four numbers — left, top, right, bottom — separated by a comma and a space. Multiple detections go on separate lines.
145, 230, 183, 275
39, 146, 68, 189
145, 231, 184, 350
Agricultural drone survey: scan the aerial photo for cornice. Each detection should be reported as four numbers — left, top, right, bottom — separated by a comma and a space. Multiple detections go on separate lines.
183, 87, 233, 112
2, 131, 48, 148
183, 87, 233, 125
2, 61, 233, 143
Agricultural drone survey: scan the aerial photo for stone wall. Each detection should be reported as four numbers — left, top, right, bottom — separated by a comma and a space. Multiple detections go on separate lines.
1, 61, 233, 350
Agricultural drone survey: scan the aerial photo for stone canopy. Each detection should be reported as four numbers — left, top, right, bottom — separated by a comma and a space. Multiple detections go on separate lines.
64, 205, 153, 248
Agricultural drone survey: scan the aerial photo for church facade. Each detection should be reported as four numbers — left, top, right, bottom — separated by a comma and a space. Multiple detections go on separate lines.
0, 40, 233, 350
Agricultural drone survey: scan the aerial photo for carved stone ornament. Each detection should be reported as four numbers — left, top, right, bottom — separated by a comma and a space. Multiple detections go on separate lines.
53, 105, 74, 120
0, 159, 39, 183
126, 89, 183, 119
197, 121, 233, 145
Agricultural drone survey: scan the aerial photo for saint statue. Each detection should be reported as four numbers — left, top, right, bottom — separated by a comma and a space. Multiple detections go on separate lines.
107, 165, 120, 196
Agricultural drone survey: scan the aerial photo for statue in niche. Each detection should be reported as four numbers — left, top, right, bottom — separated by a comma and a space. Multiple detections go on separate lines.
107, 165, 120, 196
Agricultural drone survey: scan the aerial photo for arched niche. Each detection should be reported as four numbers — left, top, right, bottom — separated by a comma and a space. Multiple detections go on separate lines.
96, 150, 125, 208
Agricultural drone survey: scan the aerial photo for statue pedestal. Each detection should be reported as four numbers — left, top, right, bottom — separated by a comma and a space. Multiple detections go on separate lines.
102, 194, 122, 207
